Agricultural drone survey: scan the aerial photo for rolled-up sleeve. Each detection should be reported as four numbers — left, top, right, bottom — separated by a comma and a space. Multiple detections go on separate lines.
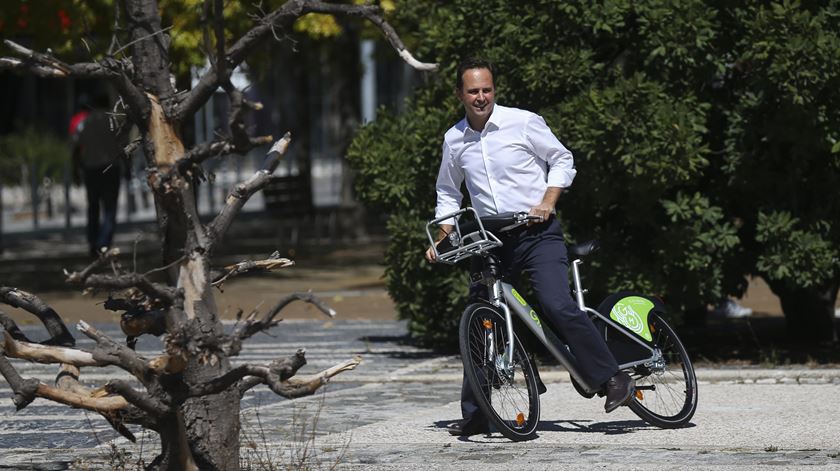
435, 140, 464, 224
525, 114, 576, 188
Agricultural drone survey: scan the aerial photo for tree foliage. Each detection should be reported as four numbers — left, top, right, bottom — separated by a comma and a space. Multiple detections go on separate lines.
0, 127, 69, 185
349, 0, 840, 346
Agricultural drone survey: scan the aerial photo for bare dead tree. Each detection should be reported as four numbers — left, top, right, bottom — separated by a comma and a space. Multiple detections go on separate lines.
0, 1, 436, 469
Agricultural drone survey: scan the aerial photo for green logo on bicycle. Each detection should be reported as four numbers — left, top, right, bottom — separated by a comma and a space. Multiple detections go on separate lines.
529, 309, 542, 327
610, 296, 653, 342
511, 289, 528, 306
512, 289, 542, 327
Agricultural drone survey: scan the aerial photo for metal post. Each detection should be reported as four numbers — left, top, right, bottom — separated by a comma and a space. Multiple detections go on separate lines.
30, 163, 39, 230
63, 161, 71, 231
0, 180, 4, 254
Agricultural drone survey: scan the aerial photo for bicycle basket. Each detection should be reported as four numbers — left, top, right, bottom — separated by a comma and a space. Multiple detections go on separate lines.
426, 207, 503, 264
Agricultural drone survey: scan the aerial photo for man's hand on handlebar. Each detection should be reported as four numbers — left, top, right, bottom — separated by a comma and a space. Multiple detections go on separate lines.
527, 202, 553, 227
425, 223, 454, 263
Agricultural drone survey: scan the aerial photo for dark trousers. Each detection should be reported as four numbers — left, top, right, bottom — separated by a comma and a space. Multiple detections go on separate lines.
460, 217, 619, 423
84, 165, 121, 256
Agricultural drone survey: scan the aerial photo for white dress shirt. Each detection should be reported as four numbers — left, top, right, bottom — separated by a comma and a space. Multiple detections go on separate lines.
435, 104, 576, 222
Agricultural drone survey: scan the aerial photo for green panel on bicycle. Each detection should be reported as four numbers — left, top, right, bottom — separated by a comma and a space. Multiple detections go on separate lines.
609, 296, 654, 342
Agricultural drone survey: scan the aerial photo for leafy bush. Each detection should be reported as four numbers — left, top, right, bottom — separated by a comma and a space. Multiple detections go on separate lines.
350, 0, 840, 345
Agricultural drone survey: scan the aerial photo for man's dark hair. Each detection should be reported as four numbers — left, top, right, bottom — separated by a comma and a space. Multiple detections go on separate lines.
455, 57, 496, 91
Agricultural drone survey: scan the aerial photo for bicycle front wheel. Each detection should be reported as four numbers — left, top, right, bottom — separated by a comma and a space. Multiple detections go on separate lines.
629, 313, 698, 428
459, 303, 540, 441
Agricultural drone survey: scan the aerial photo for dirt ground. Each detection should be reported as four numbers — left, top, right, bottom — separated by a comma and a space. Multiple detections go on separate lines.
7, 259, 832, 325
5, 261, 840, 364
3, 263, 397, 325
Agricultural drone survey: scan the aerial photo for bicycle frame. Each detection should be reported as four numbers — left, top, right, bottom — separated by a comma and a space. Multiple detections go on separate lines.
427, 209, 661, 395
480, 255, 659, 395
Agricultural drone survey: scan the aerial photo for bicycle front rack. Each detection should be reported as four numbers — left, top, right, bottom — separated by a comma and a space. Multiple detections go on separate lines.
426, 207, 503, 265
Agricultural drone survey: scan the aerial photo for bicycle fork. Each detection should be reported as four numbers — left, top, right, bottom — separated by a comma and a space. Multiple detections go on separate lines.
489, 280, 516, 375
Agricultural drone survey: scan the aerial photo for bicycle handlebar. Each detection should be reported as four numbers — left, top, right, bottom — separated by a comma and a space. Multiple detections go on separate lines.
426, 208, 544, 264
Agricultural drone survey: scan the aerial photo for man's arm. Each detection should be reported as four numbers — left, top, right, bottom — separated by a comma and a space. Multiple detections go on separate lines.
427, 139, 463, 262
525, 115, 575, 186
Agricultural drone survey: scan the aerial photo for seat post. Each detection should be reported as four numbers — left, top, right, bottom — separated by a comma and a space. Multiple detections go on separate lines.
571, 259, 586, 310
482, 254, 503, 303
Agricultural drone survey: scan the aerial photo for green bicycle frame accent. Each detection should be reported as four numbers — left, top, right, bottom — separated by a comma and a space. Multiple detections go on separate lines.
501, 283, 599, 394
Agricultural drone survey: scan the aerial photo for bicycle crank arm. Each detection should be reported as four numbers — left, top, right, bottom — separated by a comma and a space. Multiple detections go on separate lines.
636, 385, 657, 391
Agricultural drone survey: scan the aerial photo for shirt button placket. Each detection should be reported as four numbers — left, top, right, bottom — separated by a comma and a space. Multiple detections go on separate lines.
480, 131, 499, 214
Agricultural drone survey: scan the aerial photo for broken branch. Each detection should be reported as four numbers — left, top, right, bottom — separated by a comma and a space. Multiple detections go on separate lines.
211, 251, 295, 287
2, 331, 104, 366
207, 133, 292, 246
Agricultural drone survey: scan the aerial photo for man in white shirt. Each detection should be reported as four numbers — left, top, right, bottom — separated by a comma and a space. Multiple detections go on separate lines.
426, 58, 634, 436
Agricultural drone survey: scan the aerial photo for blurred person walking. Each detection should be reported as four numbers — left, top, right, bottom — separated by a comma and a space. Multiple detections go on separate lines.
71, 93, 127, 257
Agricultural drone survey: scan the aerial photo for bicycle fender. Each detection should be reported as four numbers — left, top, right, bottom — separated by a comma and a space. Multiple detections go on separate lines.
595, 292, 666, 344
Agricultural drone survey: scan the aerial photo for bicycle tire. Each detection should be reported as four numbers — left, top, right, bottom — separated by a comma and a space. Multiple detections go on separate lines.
628, 313, 698, 428
459, 303, 540, 441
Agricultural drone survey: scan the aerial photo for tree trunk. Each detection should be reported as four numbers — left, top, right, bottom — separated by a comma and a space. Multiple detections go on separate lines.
180, 353, 242, 470
764, 276, 839, 344
144, 93, 241, 469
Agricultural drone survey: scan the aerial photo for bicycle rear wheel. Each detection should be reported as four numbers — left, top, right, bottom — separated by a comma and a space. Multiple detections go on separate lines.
628, 313, 698, 428
459, 303, 540, 441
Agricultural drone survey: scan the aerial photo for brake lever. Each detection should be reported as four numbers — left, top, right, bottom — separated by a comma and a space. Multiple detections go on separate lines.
498, 212, 536, 233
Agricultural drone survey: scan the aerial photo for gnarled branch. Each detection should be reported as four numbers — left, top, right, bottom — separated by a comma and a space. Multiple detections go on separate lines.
77, 321, 152, 381
0, 40, 150, 124
105, 380, 168, 416
226, 291, 335, 356
207, 133, 292, 247
151, 134, 274, 194
56, 365, 144, 441
65, 248, 180, 306
238, 355, 362, 399
0, 287, 74, 346
0, 341, 129, 412
73, 273, 180, 306
190, 349, 306, 397
0, 311, 31, 343
304, 1, 438, 71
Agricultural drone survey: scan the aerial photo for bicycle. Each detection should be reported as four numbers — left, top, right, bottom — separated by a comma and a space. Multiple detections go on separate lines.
426, 207, 698, 441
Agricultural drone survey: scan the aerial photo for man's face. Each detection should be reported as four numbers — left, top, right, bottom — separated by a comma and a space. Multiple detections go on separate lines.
457, 67, 495, 128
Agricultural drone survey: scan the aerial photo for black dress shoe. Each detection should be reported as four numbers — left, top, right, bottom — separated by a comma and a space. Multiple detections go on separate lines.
604, 371, 635, 413
446, 418, 489, 436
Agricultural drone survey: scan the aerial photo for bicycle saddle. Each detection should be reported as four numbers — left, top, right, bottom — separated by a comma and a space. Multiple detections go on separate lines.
568, 240, 599, 259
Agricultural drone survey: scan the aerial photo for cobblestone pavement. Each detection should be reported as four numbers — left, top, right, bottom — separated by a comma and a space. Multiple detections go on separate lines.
1, 320, 839, 470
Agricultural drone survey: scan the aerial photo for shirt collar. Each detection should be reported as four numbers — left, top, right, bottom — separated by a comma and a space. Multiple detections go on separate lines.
464, 104, 502, 135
